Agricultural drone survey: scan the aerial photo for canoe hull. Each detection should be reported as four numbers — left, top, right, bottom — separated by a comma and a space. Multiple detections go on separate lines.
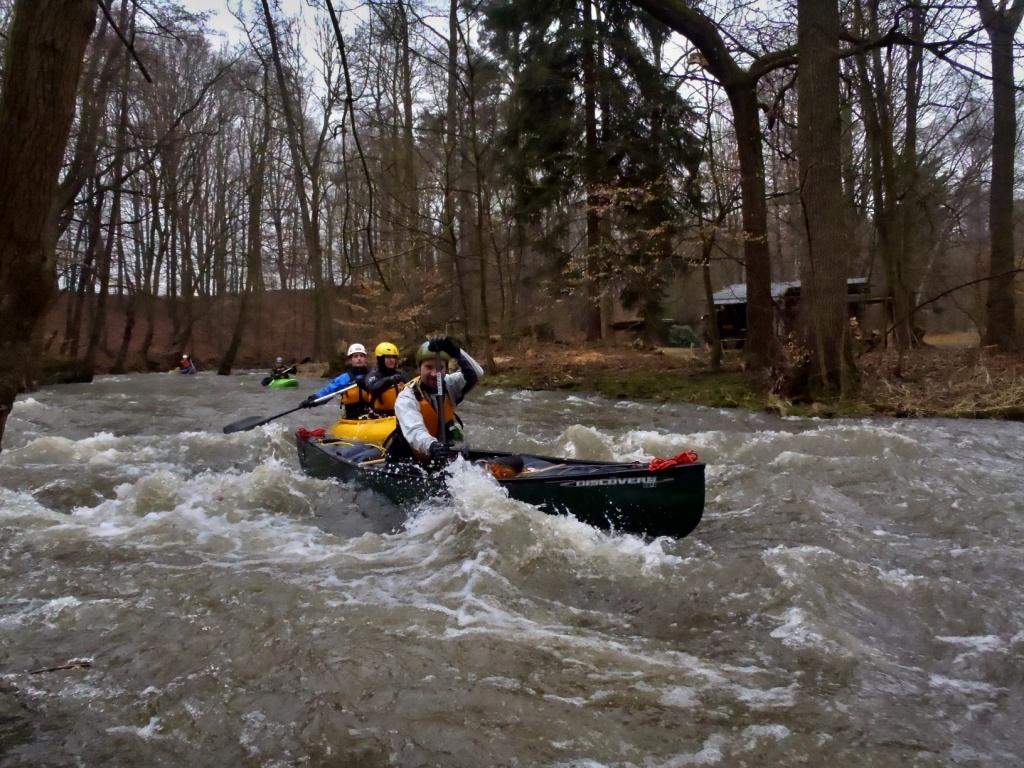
296, 435, 704, 539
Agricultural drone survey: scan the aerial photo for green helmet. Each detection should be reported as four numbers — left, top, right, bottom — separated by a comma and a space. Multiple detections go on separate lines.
415, 341, 450, 364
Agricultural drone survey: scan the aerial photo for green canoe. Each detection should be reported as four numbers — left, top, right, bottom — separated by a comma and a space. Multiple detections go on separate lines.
296, 433, 705, 539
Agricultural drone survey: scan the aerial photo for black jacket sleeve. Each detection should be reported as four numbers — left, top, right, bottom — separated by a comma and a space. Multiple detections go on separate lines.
364, 369, 405, 395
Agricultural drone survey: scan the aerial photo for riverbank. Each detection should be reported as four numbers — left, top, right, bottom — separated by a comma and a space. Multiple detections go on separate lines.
33, 334, 1023, 421
487, 337, 1024, 421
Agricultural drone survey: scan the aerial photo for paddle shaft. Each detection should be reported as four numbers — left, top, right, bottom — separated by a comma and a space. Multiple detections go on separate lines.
222, 384, 355, 434
436, 349, 447, 446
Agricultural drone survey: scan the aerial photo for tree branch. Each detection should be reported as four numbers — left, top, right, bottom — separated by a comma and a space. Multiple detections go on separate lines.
96, 0, 152, 83
323, 0, 389, 290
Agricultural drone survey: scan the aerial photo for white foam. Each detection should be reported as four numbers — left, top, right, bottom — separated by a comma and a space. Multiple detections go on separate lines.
936, 635, 1006, 653
929, 674, 1004, 696
770, 607, 832, 651
0, 596, 83, 629
741, 724, 791, 744
658, 734, 727, 766
730, 683, 797, 708
659, 686, 699, 708
555, 425, 615, 460
875, 567, 926, 587
0, 488, 70, 524
107, 716, 164, 740
12, 396, 47, 411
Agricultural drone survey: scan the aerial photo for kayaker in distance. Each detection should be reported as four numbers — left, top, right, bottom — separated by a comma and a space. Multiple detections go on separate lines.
384, 336, 483, 465
270, 356, 294, 379
261, 356, 298, 387
363, 341, 407, 417
301, 343, 374, 419
178, 354, 196, 374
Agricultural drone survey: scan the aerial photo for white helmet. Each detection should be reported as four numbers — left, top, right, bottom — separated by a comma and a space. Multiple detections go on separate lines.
346, 343, 367, 357
275, 356, 284, 365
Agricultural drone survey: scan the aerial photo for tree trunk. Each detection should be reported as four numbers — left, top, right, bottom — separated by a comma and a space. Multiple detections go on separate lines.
443, 0, 471, 334
582, 0, 603, 342
220, 71, 271, 375
728, 86, 777, 376
261, 0, 331, 359
397, 0, 421, 270
0, 0, 96, 448
626, 0, 782, 380
796, 0, 856, 398
85, 15, 131, 377
978, 0, 1024, 349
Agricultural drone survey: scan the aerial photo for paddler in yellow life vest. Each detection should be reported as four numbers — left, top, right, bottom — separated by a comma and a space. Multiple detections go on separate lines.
300, 343, 374, 419
386, 336, 484, 464
362, 341, 407, 416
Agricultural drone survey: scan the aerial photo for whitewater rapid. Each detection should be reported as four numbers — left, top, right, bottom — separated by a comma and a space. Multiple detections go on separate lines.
1, 373, 1022, 766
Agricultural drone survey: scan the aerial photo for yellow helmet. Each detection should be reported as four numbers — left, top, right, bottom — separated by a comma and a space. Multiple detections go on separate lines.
375, 341, 400, 357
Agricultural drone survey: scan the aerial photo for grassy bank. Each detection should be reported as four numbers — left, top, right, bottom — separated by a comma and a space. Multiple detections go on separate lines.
487, 341, 1024, 421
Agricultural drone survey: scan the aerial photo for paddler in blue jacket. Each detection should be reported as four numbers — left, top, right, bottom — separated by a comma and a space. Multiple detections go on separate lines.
386, 336, 483, 464
300, 343, 373, 419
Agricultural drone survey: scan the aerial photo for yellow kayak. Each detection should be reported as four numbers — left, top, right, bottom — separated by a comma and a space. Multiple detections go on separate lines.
328, 416, 396, 445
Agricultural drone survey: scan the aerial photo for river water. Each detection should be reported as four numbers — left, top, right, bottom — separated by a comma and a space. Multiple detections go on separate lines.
1, 372, 1022, 766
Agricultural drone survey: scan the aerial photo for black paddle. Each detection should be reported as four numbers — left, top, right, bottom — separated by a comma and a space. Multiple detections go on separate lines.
222, 385, 354, 434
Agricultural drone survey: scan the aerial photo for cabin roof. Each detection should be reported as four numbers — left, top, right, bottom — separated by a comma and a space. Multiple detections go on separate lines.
713, 277, 869, 306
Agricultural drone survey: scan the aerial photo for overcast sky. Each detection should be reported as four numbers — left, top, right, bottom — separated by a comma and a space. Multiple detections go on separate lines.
182, 0, 309, 42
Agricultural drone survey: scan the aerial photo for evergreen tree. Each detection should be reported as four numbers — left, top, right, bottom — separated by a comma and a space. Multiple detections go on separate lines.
483, 0, 700, 338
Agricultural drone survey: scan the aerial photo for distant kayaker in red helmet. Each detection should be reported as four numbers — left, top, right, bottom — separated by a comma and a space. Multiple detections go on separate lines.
300, 342, 373, 419
385, 336, 483, 464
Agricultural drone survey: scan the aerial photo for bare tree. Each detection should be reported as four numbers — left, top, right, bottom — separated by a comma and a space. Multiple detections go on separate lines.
976, 0, 1022, 349
626, 0, 794, 383
0, 0, 96, 448
796, 0, 856, 397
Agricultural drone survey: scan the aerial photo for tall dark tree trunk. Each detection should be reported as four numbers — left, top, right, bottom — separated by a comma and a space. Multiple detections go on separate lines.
85, 11, 131, 377
139, 169, 166, 363
397, 0, 421, 270
977, 0, 1024, 349
852, 0, 915, 350
797, 0, 856, 398
220, 71, 271, 375
0, 0, 97, 448
443, 0, 471, 334
626, 0, 784, 382
64, 209, 99, 358
582, 0, 603, 342
728, 86, 775, 374
261, 0, 331, 359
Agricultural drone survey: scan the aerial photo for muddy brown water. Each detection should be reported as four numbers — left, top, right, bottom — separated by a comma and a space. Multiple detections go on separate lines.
1, 371, 1022, 766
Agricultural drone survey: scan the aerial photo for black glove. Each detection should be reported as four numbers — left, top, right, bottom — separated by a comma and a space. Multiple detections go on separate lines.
428, 335, 460, 358
388, 371, 408, 385
428, 441, 451, 464
300, 395, 319, 409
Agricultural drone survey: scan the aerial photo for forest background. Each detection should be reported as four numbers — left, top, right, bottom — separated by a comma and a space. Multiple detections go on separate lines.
1, 0, 1023, 446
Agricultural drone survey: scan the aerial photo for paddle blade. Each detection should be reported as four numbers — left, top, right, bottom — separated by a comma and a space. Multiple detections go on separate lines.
260, 377, 272, 386
222, 415, 269, 434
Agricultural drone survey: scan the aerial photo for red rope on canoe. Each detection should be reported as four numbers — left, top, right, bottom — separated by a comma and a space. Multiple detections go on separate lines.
296, 427, 326, 440
649, 450, 699, 471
